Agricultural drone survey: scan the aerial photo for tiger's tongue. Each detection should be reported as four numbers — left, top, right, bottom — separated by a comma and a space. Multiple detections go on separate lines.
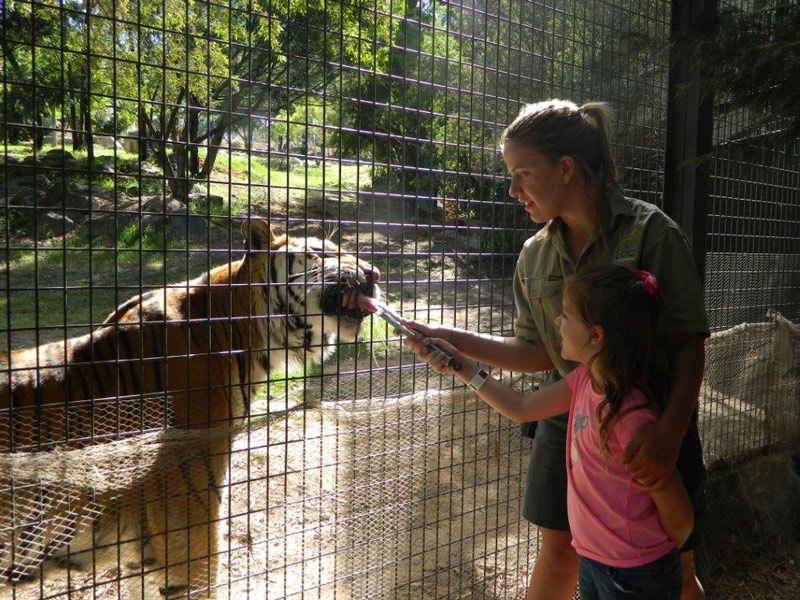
356, 293, 378, 313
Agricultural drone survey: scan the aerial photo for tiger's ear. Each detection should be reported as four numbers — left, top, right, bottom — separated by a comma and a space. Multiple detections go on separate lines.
242, 218, 282, 251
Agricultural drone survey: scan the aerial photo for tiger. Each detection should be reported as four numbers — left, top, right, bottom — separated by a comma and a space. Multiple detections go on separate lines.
0, 218, 380, 599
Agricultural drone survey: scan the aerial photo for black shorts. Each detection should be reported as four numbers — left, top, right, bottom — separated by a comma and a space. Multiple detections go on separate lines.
522, 387, 707, 551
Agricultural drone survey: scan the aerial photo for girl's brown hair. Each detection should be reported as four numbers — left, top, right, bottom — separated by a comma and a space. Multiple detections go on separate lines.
564, 264, 669, 454
500, 99, 619, 245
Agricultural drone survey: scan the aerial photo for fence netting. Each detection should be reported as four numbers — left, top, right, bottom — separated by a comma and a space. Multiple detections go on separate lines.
2, 0, 799, 598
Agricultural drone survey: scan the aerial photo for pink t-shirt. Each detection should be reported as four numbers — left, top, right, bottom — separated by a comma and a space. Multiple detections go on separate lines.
565, 365, 675, 568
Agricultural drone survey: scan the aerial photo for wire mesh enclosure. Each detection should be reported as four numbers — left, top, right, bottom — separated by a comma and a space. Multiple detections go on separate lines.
1, 0, 799, 598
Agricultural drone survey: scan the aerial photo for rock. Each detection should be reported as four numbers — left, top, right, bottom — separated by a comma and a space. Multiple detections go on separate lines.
43, 177, 81, 208
36, 211, 75, 239
140, 161, 161, 175
141, 196, 206, 237
4, 186, 47, 208
94, 135, 121, 149
169, 211, 206, 237
1, 153, 24, 165
142, 196, 187, 214
41, 149, 80, 171
19, 155, 42, 167
95, 162, 115, 175
122, 130, 139, 154
188, 186, 225, 213
77, 211, 138, 238
14, 173, 52, 189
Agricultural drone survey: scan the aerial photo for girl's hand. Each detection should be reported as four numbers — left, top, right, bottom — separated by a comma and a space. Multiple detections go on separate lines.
407, 335, 475, 377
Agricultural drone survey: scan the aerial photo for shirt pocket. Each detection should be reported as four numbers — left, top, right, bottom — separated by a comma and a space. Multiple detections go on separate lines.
527, 278, 563, 349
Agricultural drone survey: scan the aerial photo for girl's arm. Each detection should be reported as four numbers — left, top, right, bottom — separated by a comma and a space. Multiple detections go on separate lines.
648, 470, 694, 548
400, 320, 555, 373
407, 335, 571, 423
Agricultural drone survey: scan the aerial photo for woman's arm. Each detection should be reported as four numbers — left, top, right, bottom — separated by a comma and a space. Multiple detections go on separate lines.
407, 335, 571, 423
648, 470, 694, 548
622, 334, 705, 488
400, 320, 555, 373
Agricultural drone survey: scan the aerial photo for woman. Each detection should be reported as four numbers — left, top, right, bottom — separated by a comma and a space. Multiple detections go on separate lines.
402, 100, 707, 600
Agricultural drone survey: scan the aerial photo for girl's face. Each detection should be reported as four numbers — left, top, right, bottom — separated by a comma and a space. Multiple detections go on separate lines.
555, 294, 601, 364
502, 140, 569, 223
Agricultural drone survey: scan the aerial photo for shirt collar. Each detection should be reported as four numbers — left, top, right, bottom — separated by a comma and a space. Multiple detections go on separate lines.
607, 184, 635, 225
544, 184, 631, 257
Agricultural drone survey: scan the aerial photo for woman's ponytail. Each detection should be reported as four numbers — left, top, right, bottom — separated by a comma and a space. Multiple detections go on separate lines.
580, 102, 618, 184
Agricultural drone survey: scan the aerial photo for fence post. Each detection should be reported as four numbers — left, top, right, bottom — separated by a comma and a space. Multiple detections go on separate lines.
664, 0, 717, 285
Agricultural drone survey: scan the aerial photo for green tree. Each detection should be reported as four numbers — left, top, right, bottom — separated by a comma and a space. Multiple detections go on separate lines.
127, 0, 391, 200
1, 2, 63, 149
676, 2, 800, 153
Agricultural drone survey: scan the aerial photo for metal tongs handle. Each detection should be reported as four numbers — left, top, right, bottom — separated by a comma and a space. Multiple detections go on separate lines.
371, 299, 462, 372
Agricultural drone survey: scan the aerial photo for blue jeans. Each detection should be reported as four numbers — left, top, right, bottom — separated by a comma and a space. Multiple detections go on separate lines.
578, 549, 682, 600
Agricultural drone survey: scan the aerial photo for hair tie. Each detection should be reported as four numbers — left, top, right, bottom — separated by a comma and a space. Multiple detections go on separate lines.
636, 270, 665, 300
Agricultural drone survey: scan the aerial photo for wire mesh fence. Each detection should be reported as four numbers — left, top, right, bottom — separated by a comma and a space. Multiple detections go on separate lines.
1, 0, 798, 598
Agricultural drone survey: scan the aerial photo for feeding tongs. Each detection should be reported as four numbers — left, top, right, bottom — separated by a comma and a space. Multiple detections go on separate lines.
367, 297, 462, 371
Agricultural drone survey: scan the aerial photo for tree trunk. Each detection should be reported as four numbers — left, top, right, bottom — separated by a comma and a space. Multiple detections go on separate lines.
138, 110, 148, 161
33, 111, 45, 151
83, 92, 93, 163
139, 98, 189, 203
197, 123, 228, 180
73, 101, 85, 151
188, 95, 199, 177
68, 64, 83, 151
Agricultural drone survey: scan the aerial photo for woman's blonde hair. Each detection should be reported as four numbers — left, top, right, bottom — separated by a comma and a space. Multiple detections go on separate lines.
500, 100, 619, 243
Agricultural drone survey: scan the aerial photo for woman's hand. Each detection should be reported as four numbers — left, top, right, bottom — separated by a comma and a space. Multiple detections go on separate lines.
405, 334, 476, 377
621, 420, 682, 490
398, 319, 437, 346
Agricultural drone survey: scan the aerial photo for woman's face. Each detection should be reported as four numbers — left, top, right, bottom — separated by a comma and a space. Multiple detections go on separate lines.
502, 140, 569, 223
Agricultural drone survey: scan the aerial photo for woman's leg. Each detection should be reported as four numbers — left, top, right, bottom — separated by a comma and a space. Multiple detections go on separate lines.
676, 421, 706, 600
680, 551, 705, 600
525, 527, 578, 600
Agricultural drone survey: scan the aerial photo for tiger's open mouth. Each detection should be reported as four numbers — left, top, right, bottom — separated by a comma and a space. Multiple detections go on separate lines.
320, 280, 379, 320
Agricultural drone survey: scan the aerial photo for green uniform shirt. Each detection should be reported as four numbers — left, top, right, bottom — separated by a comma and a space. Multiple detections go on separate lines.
513, 187, 709, 377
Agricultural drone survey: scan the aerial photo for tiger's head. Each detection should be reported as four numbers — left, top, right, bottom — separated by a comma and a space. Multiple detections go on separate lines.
239, 219, 380, 369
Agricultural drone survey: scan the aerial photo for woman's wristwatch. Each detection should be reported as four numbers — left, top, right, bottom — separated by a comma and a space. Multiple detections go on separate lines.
467, 368, 489, 392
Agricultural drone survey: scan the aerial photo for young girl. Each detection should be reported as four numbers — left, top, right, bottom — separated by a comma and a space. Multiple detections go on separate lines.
407, 264, 693, 600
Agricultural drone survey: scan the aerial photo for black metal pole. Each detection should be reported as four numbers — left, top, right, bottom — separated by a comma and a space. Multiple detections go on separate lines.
664, 0, 717, 285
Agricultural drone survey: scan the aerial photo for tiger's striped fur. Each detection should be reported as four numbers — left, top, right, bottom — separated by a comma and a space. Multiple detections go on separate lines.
0, 218, 380, 598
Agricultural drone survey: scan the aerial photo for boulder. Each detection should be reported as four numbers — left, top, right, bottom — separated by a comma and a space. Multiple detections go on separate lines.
0, 153, 24, 165
77, 211, 138, 238
43, 177, 85, 208
140, 196, 206, 237
94, 135, 122, 149
140, 161, 161, 175
41, 149, 80, 171
13, 173, 52, 190
122, 130, 139, 154
36, 211, 76, 239
4, 186, 47, 209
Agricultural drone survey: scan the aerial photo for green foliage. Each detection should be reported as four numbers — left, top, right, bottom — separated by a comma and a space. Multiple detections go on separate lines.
676, 3, 800, 152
